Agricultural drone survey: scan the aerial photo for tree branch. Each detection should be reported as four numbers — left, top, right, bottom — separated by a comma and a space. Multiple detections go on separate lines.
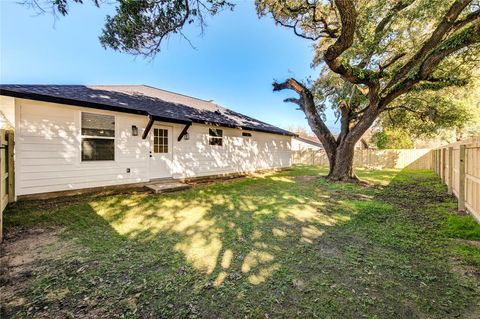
268, 1, 339, 40
283, 97, 303, 106
273, 78, 337, 157
451, 9, 480, 33
386, 0, 473, 89
380, 22, 480, 108
337, 100, 351, 145
322, 0, 384, 89
357, 0, 415, 69
379, 52, 406, 73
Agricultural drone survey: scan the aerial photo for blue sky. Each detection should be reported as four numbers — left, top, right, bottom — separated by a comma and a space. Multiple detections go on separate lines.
0, 0, 338, 133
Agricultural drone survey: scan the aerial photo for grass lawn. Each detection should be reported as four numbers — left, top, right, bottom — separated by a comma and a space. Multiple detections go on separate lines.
1, 166, 479, 318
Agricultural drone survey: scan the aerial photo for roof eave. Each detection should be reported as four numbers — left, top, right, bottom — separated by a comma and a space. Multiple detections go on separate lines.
295, 136, 323, 147
0, 89, 191, 125
189, 119, 295, 136
0, 89, 295, 136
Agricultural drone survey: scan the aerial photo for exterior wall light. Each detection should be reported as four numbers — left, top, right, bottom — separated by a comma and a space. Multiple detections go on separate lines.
132, 125, 138, 136
183, 132, 190, 140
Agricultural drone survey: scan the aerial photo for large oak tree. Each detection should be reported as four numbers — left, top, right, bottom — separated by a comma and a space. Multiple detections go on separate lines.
26, 0, 480, 181
257, 0, 480, 180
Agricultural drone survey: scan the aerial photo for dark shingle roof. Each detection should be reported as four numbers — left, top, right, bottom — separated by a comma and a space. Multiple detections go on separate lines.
0, 84, 294, 136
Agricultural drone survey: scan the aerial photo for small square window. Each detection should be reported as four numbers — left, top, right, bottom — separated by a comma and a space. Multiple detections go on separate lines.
209, 128, 223, 146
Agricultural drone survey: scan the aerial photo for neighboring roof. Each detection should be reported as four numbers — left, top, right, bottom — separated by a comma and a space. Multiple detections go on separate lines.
294, 135, 323, 148
0, 84, 294, 136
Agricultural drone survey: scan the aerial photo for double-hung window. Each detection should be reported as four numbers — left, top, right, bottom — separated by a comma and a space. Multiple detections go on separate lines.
209, 128, 223, 146
81, 112, 115, 161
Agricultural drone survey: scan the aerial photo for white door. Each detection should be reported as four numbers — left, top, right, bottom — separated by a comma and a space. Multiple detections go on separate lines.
150, 125, 173, 179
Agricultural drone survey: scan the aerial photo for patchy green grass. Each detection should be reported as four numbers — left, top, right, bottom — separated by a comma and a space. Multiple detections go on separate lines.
1, 166, 479, 318
444, 214, 480, 241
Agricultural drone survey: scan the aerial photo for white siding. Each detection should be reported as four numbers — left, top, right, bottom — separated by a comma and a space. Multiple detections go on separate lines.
13, 98, 292, 196
15, 98, 150, 196
170, 124, 291, 179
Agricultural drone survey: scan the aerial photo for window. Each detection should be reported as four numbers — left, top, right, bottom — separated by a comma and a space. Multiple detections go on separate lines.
81, 112, 115, 161
153, 128, 169, 153
242, 132, 252, 137
209, 128, 223, 146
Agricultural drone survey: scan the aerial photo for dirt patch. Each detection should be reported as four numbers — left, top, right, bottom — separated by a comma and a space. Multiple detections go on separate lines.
449, 255, 480, 280
449, 240, 480, 280
294, 175, 318, 182
2, 228, 59, 273
453, 238, 480, 249
0, 227, 83, 317
1, 227, 74, 269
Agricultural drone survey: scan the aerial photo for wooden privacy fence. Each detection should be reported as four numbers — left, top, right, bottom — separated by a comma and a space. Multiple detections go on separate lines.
292, 148, 433, 170
0, 129, 14, 242
432, 136, 480, 222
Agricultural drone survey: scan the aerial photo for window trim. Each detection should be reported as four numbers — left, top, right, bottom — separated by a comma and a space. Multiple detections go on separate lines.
208, 128, 223, 146
80, 111, 116, 162
152, 127, 169, 154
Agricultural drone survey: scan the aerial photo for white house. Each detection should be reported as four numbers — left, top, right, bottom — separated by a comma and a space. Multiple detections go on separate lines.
0, 85, 293, 199
292, 136, 323, 151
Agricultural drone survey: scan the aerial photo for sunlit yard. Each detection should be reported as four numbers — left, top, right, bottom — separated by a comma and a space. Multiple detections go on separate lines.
1, 166, 480, 318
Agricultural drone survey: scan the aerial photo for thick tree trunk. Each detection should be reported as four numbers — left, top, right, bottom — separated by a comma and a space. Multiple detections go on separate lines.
326, 141, 357, 181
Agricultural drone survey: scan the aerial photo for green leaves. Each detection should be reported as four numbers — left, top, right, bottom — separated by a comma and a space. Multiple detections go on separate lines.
97, 0, 234, 56
372, 128, 414, 149
378, 69, 480, 139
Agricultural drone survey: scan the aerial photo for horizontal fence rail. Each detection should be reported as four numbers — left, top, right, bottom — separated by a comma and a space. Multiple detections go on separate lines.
432, 136, 480, 222
292, 148, 432, 170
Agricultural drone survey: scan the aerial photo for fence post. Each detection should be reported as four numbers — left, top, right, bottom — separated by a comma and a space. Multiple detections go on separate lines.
443, 147, 448, 184
7, 131, 14, 203
448, 146, 453, 194
368, 148, 371, 167
440, 149, 444, 180
458, 144, 466, 212
438, 149, 441, 177
431, 150, 435, 171
438, 149, 442, 175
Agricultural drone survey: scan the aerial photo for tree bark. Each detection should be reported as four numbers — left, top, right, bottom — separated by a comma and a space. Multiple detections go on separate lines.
327, 140, 357, 181
270, 0, 479, 182
274, 78, 374, 182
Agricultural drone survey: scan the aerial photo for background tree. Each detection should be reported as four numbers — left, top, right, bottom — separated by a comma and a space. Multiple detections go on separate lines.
372, 128, 414, 149
24, 0, 480, 181
377, 70, 480, 142
23, 0, 234, 56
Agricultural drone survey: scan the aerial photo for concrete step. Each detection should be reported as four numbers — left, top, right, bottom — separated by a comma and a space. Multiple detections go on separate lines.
146, 181, 191, 194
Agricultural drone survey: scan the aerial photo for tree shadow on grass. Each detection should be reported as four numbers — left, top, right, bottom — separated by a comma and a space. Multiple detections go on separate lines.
2, 167, 479, 318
